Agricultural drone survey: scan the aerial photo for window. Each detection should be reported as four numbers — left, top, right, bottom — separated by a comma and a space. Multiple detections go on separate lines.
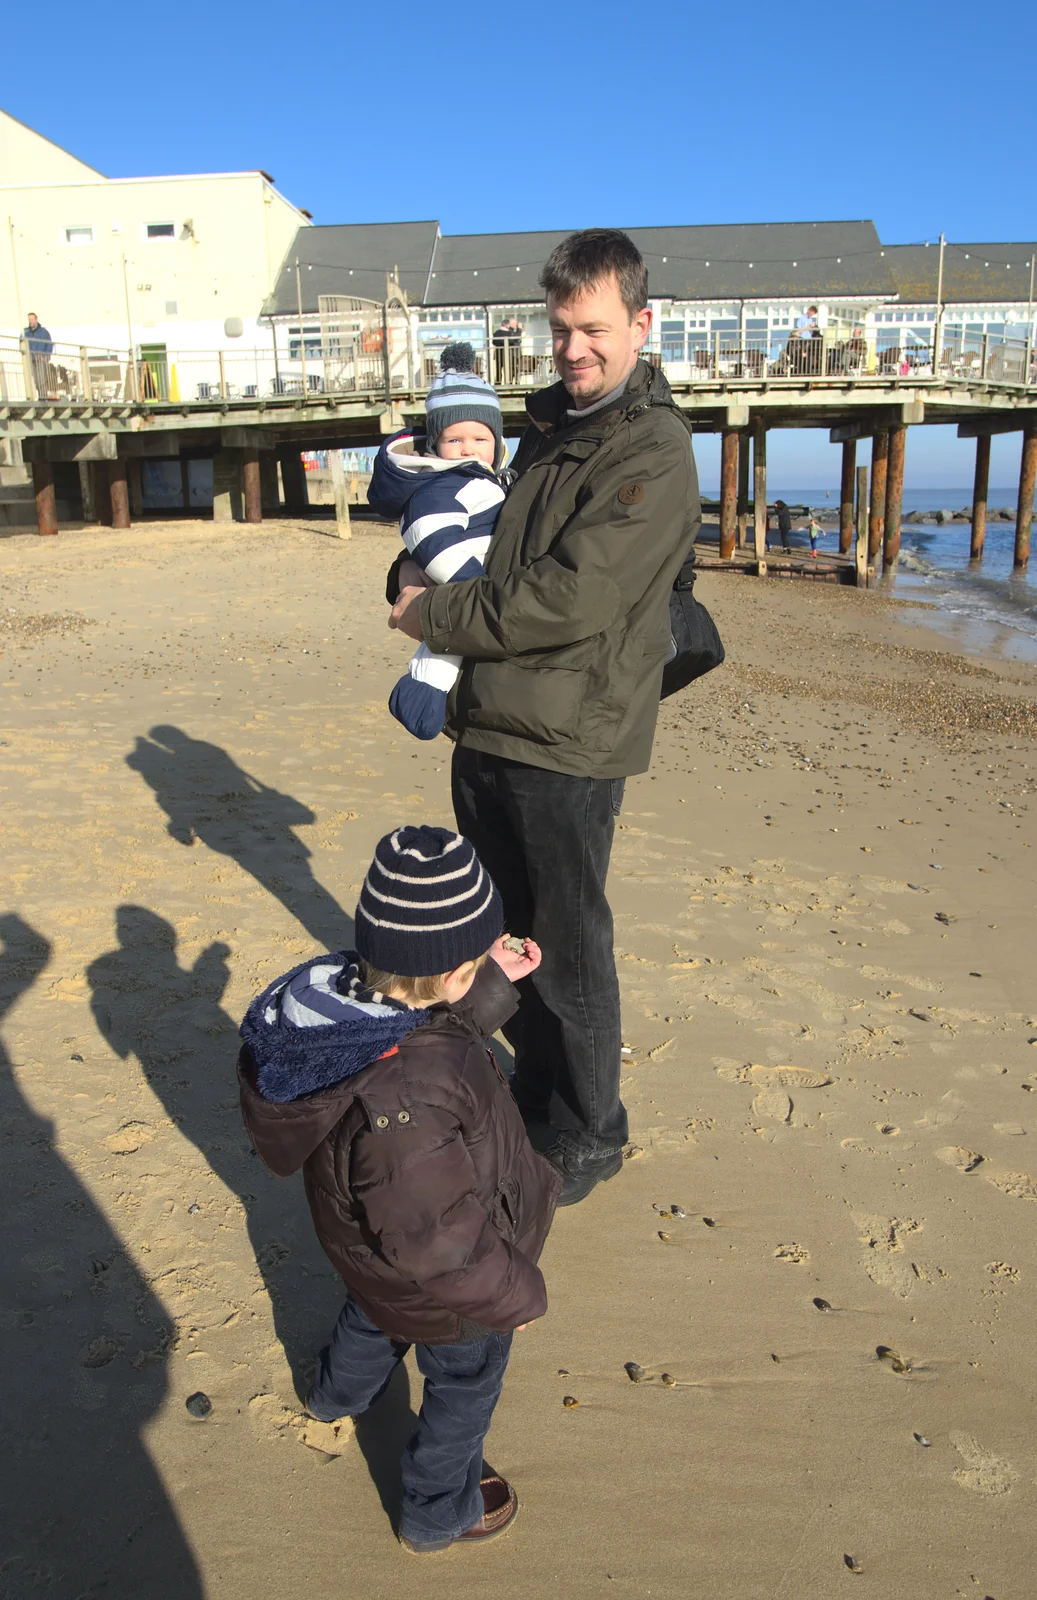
146, 222, 175, 240
64, 225, 93, 246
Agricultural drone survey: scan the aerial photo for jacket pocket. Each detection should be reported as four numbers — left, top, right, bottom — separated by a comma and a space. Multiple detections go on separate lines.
491, 1177, 520, 1241
463, 658, 586, 746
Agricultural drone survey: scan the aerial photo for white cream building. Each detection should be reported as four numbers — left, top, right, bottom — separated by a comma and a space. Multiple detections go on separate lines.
0, 109, 309, 358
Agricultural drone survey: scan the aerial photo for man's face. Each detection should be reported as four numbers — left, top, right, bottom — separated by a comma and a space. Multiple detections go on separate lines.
548, 275, 651, 408
27, 314, 38, 329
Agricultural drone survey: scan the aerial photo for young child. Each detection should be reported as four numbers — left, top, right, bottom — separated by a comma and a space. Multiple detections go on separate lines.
238, 825, 560, 1554
368, 344, 508, 740
808, 515, 823, 558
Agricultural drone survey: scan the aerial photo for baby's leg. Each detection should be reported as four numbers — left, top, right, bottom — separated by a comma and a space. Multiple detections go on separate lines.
390, 643, 462, 740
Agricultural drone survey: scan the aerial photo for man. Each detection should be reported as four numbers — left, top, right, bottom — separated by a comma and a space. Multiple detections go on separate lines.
492, 315, 524, 383
23, 312, 54, 399
774, 499, 793, 552
389, 230, 700, 1204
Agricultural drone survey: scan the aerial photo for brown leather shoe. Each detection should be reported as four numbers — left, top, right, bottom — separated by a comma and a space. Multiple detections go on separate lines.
400, 1475, 519, 1554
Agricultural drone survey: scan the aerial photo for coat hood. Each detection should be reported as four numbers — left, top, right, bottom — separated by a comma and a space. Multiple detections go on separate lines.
368, 431, 500, 519
238, 950, 428, 1175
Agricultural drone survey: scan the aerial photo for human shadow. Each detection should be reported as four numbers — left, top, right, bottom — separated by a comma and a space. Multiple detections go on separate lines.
126, 725, 353, 951
353, 1363, 420, 1532
0, 913, 202, 1598
87, 906, 339, 1392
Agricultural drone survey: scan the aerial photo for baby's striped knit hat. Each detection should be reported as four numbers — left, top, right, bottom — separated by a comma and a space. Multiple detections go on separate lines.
425, 342, 503, 461
354, 825, 503, 977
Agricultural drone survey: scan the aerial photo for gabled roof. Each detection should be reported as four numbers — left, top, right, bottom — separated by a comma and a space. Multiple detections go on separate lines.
425, 220, 897, 305
266, 219, 898, 314
886, 242, 1037, 305
263, 221, 439, 315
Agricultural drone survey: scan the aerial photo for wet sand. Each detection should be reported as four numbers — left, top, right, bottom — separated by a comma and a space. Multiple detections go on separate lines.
1, 514, 1035, 1599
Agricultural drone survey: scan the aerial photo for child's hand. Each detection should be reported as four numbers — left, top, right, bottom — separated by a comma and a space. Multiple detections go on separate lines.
489, 935, 542, 982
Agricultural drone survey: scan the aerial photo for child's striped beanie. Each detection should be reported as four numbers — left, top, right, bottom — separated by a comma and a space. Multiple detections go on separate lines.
354, 825, 504, 977
425, 343, 503, 461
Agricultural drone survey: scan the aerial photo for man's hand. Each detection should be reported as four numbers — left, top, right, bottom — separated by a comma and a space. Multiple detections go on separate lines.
389, 586, 426, 641
489, 935, 542, 983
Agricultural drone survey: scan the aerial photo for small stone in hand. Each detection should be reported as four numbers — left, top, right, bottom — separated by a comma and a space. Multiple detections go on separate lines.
502, 936, 527, 954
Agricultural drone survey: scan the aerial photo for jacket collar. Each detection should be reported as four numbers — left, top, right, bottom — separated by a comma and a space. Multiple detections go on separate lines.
525, 358, 674, 436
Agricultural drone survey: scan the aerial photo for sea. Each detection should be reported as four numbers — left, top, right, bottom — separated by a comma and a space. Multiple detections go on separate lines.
702, 486, 1037, 664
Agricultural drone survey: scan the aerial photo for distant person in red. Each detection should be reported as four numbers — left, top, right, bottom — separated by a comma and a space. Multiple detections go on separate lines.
23, 312, 54, 398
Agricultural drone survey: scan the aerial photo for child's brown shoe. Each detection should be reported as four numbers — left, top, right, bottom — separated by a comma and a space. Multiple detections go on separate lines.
400, 1475, 518, 1554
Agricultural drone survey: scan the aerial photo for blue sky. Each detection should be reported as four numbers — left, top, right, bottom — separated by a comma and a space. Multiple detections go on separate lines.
6, 0, 1034, 485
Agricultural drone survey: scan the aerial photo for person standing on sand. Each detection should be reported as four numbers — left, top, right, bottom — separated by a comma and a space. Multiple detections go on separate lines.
389, 230, 701, 1206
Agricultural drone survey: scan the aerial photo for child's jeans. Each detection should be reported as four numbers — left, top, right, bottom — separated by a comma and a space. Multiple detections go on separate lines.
308, 1297, 513, 1547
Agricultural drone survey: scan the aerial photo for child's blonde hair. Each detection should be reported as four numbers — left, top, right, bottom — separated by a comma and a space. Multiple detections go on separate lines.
358, 950, 489, 1006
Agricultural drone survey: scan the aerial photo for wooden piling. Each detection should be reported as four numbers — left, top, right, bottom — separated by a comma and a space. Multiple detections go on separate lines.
91, 461, 113, 526
330, 450, 352, 539
1016, 425, 1037, 571
970, 433, 990, 562
32, 460, 58, 536
839, 438, 855, 553
109, 460, 131, 529
78, 461, 98, 523
719, 428, 738, 559
855, 464, 868, 584
752, 417, 767, 563
868, 429, 888, 558
883, 423, 906, 567
242, 447, 263, 524
736, 431, 749, 547
279, 450, 309, 514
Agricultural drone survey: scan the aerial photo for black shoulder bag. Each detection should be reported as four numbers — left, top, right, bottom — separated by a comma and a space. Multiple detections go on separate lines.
661, 556, 725, 699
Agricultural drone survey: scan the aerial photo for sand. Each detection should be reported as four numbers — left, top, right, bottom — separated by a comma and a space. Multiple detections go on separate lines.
1, 513, 1034, 1600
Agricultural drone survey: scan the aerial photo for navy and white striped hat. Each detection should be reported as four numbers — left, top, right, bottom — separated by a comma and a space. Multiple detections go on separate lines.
425, 343, 503, 461
355, 825, 504, 977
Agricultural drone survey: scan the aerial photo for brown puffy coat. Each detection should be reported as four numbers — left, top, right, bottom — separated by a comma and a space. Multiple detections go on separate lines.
239, 959, 560, 1344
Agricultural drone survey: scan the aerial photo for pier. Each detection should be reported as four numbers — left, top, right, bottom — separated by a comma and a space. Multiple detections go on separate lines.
3, 330, 1036, 580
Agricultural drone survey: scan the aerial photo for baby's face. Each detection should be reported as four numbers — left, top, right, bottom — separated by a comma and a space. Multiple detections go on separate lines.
436, 420, 496, 466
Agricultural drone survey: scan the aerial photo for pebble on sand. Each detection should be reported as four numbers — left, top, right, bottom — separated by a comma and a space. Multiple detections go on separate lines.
186, 1391, 213, 1419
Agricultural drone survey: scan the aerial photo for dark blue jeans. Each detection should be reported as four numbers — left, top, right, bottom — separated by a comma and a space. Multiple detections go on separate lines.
308, 1297, 513, 1547
452, 746, 628, 1154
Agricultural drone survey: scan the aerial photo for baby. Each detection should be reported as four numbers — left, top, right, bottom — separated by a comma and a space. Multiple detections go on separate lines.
369, 344, 508, 739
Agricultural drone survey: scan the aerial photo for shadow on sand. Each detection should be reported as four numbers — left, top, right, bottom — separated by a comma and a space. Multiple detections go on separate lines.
126, 725, 354, 951
87, 906, 341, 1391
0, 913, 202, 1597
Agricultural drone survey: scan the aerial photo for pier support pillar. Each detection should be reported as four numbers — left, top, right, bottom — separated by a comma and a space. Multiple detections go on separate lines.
180, 458, 192, 512
242, 447, 263, 525
212, 450, 244, 523
855, 464, 868, 584
91, 461, 113, 526
719, 428, 738, 559
109, 459, 131, 530
279, 450, 309, 515
127, 458, 144, 519
736, 431, 750, 547
78, 462, 98, 524
883, 423, 906, 568
259, 450, 280, 512
32, 460, 58, 537
839, 438, 855, 553
868, 430, 888, 559
1015, 425, 1037, 571
970, 434, 990, 562
330, 450, 353, 539
752, 417, 767, 562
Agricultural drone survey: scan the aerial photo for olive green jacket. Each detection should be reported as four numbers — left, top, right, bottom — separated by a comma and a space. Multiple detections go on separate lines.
417, 359, 701, 778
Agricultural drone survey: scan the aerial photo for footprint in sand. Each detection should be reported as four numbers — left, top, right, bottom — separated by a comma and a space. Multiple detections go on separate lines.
936, 1146, 984, 1174
950, 1432, 1018, 1496
937, 1148, 1037, 1199
102, 1121, 155, 1155
752, 1088, 792, 1125
716, 1064, 832, 1089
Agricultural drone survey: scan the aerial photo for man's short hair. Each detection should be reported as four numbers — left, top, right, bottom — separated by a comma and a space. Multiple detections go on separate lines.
539, 229, 648, 319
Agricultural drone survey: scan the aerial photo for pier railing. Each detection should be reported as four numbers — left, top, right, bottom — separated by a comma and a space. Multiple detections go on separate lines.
2, 329, 1035, 408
